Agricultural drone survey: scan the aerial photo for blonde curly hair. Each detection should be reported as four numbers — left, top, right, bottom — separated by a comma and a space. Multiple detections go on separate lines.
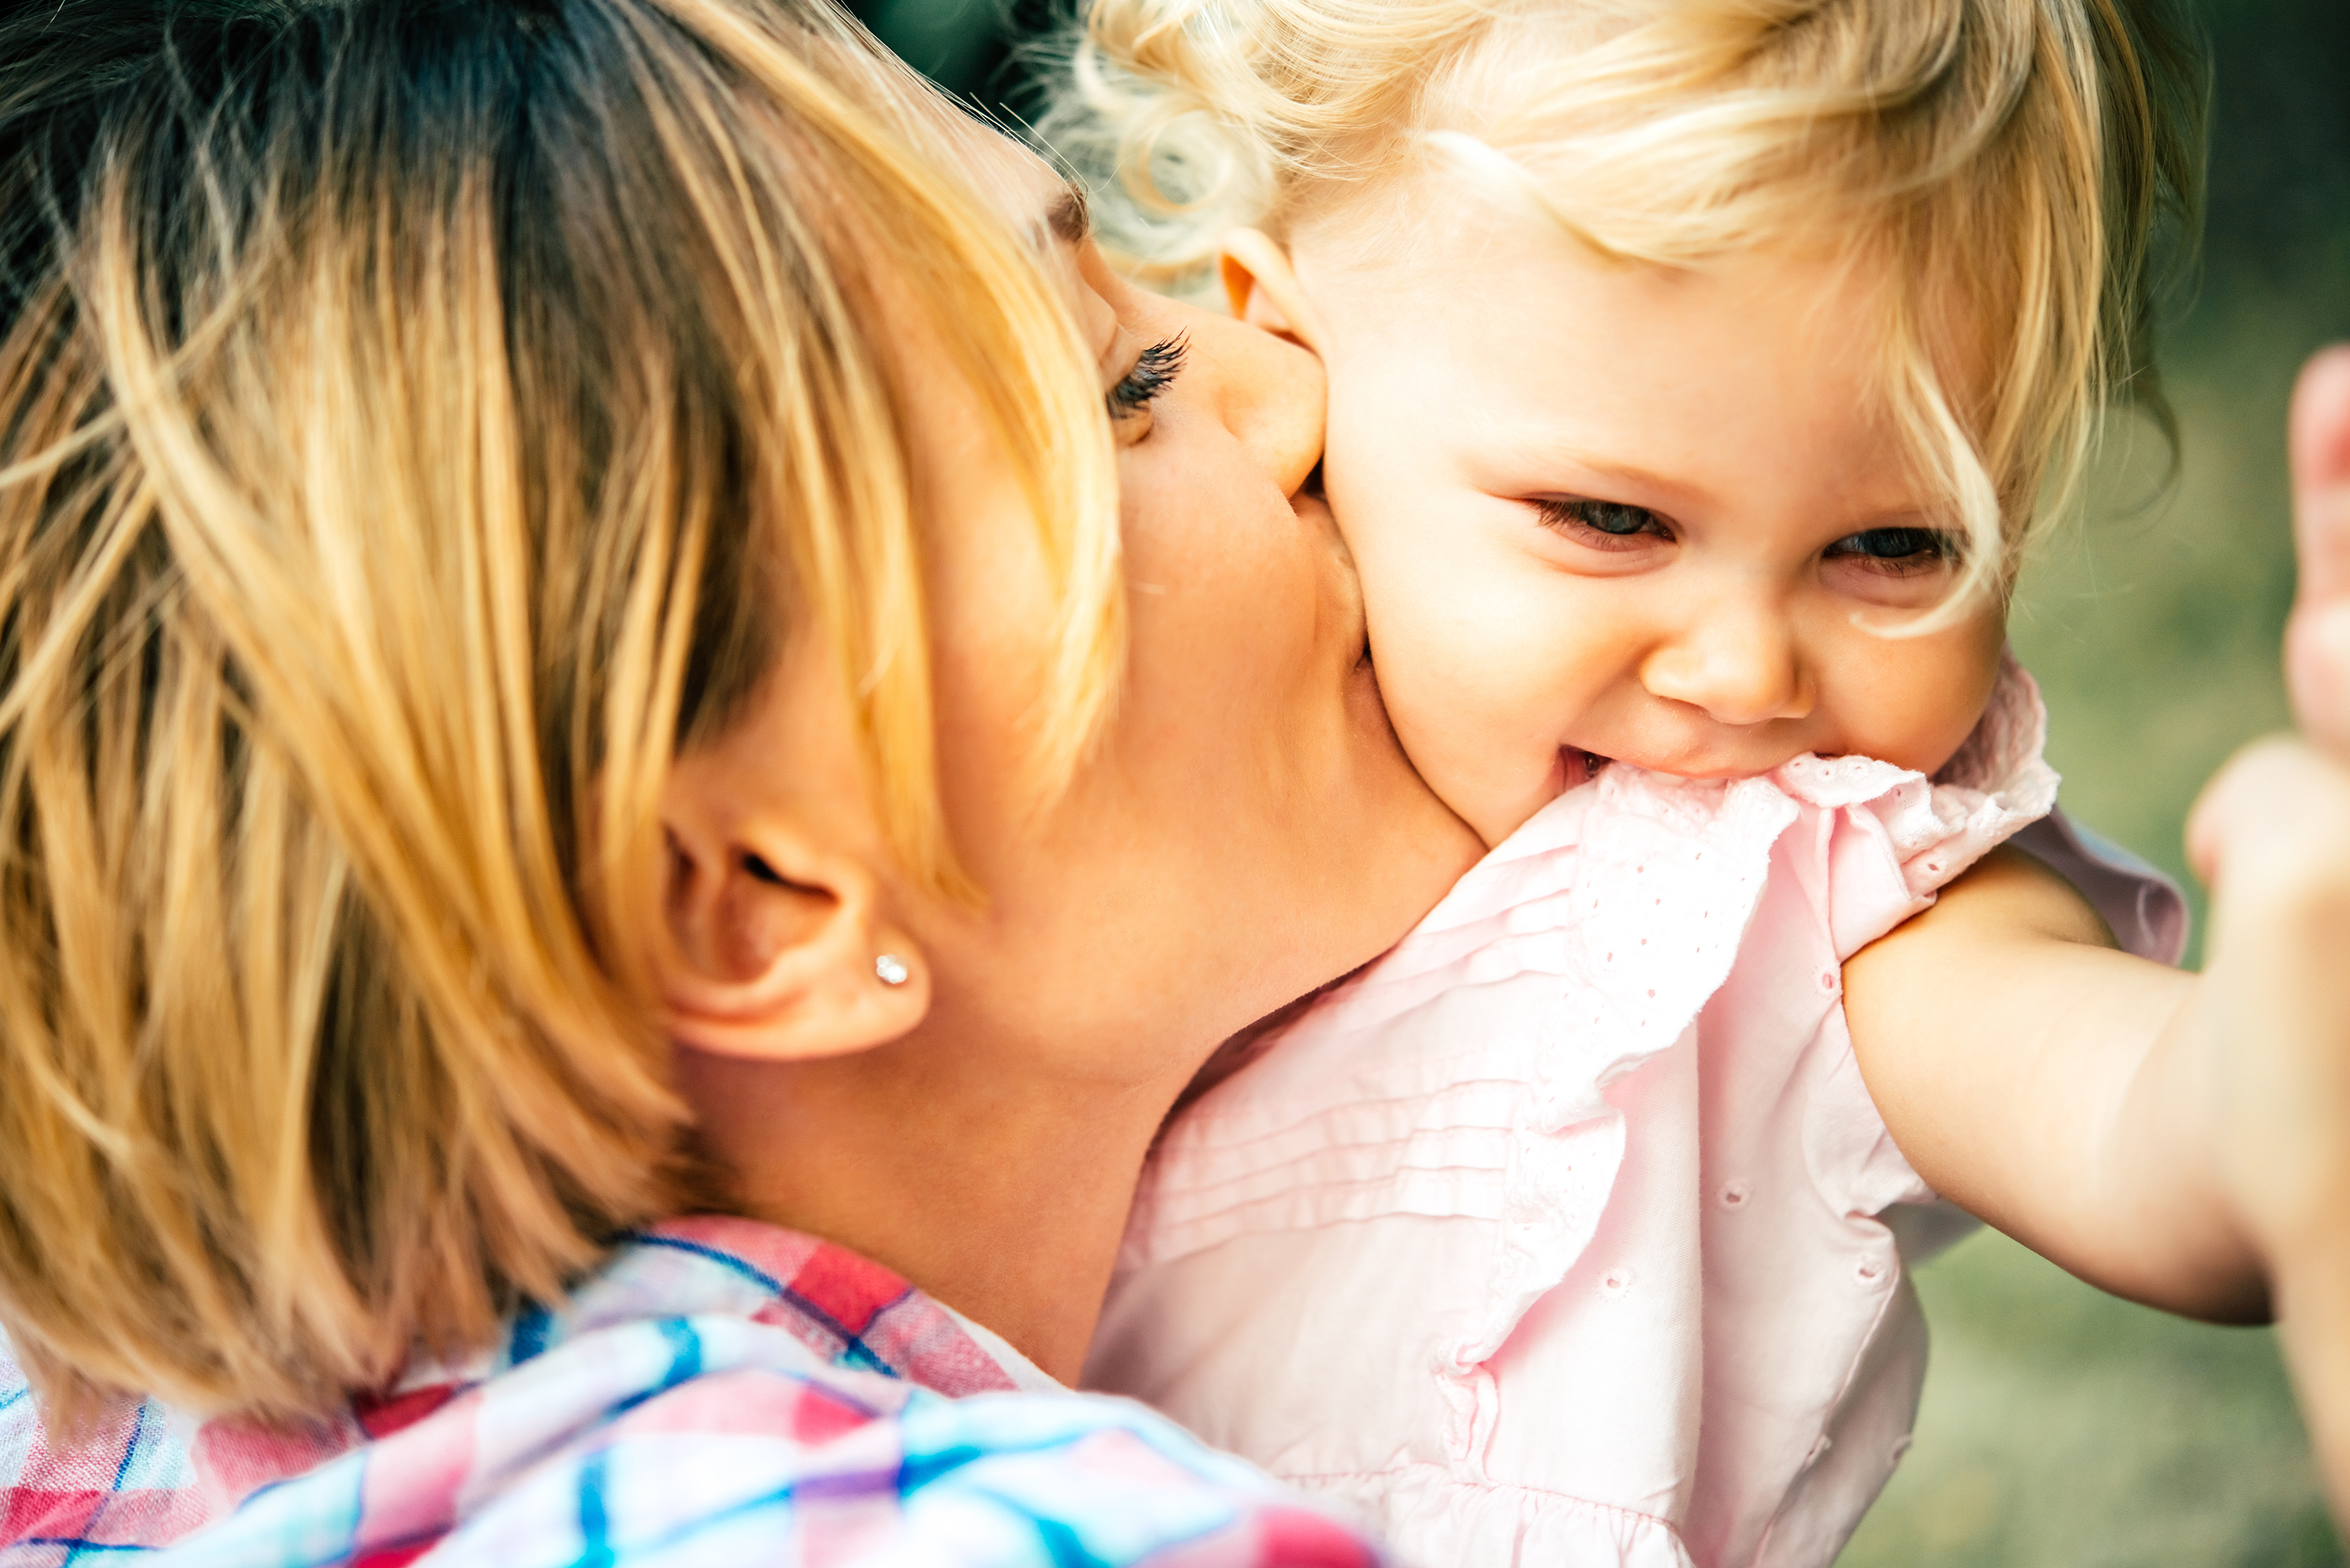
1046, 0, 2206, 609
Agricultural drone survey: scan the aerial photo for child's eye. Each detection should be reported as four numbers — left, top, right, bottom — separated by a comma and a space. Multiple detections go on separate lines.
1108, 334, 1188, 421
1826, 526, 1958, 575
1532, 497, 1670, 544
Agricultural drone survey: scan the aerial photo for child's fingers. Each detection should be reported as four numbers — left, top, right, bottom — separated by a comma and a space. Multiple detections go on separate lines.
2189, 739, 2350, 1297
2187, 735, 2294, 893
2287, 605, 2350, 757
2186, 735, 2350, 909
2291, 347, 2350, 598
2287, 346, 2350, 754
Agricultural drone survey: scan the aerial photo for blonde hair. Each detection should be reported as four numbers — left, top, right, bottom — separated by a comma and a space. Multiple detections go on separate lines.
0, 0, 1119, 1422
1049, 0, 2206, 607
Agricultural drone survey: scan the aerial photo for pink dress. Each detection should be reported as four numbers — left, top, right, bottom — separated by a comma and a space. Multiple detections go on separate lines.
1085, 656, 2183, 1568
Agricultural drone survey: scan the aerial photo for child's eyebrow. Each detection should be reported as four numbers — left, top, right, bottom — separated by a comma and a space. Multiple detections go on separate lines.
1484, 432, 1708, 511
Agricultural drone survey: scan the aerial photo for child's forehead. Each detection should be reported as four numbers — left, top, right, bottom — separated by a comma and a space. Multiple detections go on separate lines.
1299, 171, 1873, 331
1295, 154, 1997, 412
1290, 201, 1972, 520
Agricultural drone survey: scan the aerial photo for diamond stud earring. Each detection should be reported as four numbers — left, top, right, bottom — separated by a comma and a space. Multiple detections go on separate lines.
874, 953, 911, 988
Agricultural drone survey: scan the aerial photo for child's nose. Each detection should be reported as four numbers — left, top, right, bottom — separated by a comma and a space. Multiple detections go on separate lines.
1637, 603, 1816, 728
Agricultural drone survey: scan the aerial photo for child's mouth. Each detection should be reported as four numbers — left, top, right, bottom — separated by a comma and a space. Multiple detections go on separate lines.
1560, 748, 1612, 789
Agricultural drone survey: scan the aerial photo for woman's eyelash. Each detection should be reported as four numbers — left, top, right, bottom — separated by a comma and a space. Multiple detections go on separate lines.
1108, 334, 1188, 418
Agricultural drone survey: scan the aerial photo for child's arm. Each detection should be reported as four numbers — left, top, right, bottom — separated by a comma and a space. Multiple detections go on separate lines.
1846, 345, 2350, 1335
1842, 845, 2265, 1322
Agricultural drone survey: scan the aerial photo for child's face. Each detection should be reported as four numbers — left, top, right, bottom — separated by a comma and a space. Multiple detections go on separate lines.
1274, 204, 2011, 847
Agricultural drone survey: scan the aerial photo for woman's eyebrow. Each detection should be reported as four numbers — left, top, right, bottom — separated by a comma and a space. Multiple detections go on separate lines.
1044, 182, 1091, 245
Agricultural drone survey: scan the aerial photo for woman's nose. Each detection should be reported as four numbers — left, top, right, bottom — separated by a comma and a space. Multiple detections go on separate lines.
1184, 305, 1327, 497
1638, 600, 1816, 728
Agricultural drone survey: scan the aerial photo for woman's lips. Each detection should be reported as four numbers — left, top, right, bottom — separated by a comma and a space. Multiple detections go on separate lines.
1558, 748, 1612, 789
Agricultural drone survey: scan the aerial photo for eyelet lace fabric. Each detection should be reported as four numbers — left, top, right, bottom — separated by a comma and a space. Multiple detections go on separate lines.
1090, 653, 2168, 1568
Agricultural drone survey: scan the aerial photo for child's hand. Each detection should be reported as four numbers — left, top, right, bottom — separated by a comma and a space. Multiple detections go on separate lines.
2190, 349, 2350, 1262
2187, 344, 2350, 1512
2188, 739, 2350, 1270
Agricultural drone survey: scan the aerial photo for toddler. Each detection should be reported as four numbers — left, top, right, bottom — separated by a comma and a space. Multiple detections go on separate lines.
1051, 2, 2232, 1565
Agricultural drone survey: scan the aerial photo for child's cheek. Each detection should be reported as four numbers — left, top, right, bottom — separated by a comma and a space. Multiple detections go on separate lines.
1849, 611, 2008, 775
1317, 388, 1567, 836
1350, 543, 1576, 846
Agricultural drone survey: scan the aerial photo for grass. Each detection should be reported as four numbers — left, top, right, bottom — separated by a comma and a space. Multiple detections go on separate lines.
1843, 1234, 2339, 1567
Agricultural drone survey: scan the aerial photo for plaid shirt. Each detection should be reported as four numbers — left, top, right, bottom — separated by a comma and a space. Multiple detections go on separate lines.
0, 1216, 1379, 1567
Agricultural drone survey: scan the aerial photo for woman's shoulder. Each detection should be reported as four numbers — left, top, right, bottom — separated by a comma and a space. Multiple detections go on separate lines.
2, 1223, 1377, 1568
1, 1331, 222, 1562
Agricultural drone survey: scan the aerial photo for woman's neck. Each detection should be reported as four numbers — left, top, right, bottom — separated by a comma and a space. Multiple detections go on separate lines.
674, 1030, 1188, 1384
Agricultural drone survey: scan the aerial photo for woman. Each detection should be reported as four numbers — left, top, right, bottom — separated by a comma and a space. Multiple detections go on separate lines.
0, 0, 1474, 1559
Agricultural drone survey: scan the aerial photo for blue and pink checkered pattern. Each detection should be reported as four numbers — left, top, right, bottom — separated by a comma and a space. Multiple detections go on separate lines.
1, 1216, 1379, 1568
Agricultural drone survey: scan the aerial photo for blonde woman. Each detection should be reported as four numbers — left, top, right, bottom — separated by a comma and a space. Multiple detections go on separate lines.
0, 0, 1480, 1560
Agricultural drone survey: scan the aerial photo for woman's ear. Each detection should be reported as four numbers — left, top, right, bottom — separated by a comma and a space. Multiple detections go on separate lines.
656, 774, 927, 1063
1220, 229, 1329, 354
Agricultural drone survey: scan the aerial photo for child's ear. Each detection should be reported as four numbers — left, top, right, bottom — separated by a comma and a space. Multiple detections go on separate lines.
655, 764, 927, 1064
1220, 229, 1329, 354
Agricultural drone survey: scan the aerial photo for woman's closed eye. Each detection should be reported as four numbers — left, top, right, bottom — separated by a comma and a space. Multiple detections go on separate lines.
1108, 334, 1188, 432
1531, 497, 1673, 549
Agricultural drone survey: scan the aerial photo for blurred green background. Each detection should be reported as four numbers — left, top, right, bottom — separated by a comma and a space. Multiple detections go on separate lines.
852, 0, 2350, 1559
